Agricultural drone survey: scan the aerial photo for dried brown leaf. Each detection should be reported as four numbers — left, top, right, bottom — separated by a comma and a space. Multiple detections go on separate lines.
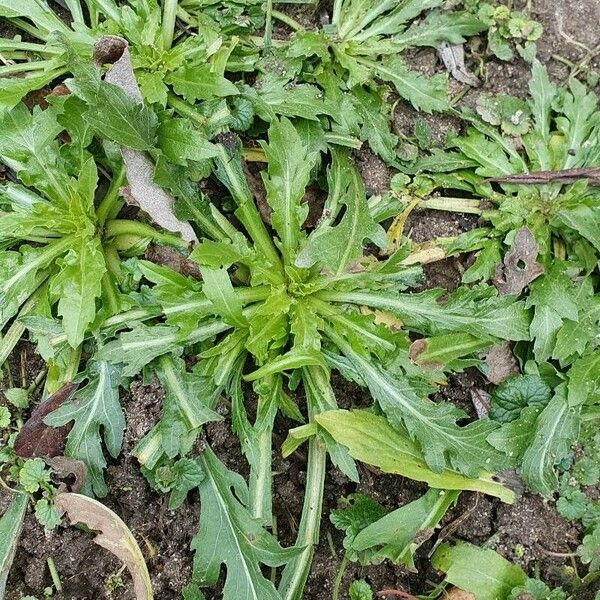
99, 36, 197, 243
484, 341, 520, 385
55, 493, 153, 600
13, 383, 78, 458
469, 388, 491, 419
45, 456, 87, 493
493, 227, 543, 295
443, 588, 476, 600
489, 166, 600, 185
438, 42, 480, 87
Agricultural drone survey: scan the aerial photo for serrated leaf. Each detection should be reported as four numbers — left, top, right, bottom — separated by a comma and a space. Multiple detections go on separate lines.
200, 266, 246, 327
166, 65, 239, 102
157, 119, 218, 166
50, 235, 106, 348
44, 361, 124, 497
521, 385, 581, 497
259, 117, 316, 262
296, 150, 386, 274
372, 56, 449, 113
191, 447, 300, 600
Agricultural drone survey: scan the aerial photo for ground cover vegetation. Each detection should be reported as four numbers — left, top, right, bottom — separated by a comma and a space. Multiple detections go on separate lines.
0, 1, 599, 599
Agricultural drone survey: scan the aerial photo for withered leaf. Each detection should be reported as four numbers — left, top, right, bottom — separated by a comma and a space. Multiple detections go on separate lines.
484, 341, 519, 385
489, 166, 600, 185
438, 42, 480, 87
14, 383, 78, 458
100, 36, 197, 243
493, 227, 543, 295
55, 493, 153, 600
45, 456, 88, 493
469, 388, 491, 419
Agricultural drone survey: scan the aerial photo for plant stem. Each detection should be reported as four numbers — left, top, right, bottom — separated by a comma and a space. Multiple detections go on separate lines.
104, 219, 189, 250
419, 197, 482, 214
47, 557, 63, 593
332, 554, 349, 600
0, 40, 62, 54
271, 9, 303, 32
96, 164, 126, 227
263, 0, 274, 49
0, 59, 56, 76
278, 366, 329, 600
161, 0, 179, 50
166, 93, 207, 125
279, 436, 327, 600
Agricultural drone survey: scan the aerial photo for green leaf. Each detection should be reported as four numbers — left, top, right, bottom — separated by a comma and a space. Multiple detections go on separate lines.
18, 457, 50, 493
168, 458, 205, 510
191, 447, 300, 600
568, 351, 600, 407
372, 56, 449, 113
335, 343, 506, 477
351, 87, 398, 164
34, 498, 61, 530
0, 492, 28, 597
0, 407, 10, 428
321, 285, 530, 340
166, 65, 239, 102
330, 493, 386, 564
70, 67, 158, 151
200, 266, 246, 327
134, 355, 223, 468
259, 117, 316, 262
489, 375, 551, 423
353, 489, 460, 569
296, 150, 386, 274
400, 11, 486, 47
315, 410, 514, 502
578, 527, 600, 572
96, 320, 231, 377
526, 267, 579, 361
521, 385, 581, 497
432, 542, 527, 600
349, 580, 373, 600
409, 333, 491, 370
50, 235, 106, 348
4, 388, 28, 409
157, 118, 218, 166
44, 361, 124, 497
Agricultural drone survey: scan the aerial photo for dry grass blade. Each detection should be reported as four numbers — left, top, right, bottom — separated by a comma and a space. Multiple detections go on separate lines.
489, 166, 600, 185
55, 492, 153, 599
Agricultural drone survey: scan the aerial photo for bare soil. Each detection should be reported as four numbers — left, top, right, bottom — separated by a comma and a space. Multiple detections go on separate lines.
3, 1, 600, 599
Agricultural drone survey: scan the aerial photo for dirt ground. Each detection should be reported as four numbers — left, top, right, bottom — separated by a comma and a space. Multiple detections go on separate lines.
2, 0, 600, 599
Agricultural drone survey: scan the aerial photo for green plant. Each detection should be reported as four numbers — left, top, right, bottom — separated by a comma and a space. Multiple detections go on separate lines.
243, 0, 487, 165
0, 0, 251, 131
0, 98, 186, 383
67, 100, 526, 598
398, 58, 600, 497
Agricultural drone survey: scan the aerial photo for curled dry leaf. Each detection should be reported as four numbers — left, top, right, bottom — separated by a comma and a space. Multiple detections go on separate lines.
45, 456, 87, 493
99, 36, 197, 243
438, 42, 480, 87
13, 383, 79, 459
484, 341, 520, 385
55, 493, 153, 600
470, 388, 491, 419
493, 227, 543, 295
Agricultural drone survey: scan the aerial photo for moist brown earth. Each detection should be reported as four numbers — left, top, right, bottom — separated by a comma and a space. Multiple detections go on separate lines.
3, 1, 600, 598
